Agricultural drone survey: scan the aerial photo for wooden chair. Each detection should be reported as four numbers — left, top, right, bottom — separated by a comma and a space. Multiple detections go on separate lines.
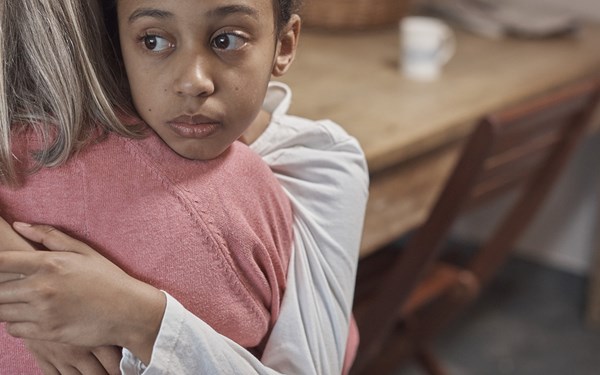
350, 78, 600, 375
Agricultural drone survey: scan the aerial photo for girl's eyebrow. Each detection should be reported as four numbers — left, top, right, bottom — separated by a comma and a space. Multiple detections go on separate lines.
127, 4, 258, 24
206, 5, 259, 20
128, 8, 174, 23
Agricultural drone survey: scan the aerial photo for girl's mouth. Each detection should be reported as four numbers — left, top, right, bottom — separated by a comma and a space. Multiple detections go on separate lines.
167, 115, 220, 139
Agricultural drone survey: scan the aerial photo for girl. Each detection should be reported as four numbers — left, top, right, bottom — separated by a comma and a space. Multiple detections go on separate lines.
0, 0, 368, 373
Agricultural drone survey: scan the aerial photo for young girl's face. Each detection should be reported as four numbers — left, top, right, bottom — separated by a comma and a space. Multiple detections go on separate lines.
118, 0, 283, 160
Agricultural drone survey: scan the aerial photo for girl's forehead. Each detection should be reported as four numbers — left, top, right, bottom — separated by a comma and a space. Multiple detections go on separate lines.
117, 0, 278, 28
117, 0, 274, 14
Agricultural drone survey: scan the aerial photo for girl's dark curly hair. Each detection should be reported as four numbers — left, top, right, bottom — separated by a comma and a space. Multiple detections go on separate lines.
274, 0, 303, 33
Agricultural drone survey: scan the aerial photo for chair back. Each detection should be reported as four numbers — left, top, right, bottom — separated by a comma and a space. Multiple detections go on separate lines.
351, 78, 600, 374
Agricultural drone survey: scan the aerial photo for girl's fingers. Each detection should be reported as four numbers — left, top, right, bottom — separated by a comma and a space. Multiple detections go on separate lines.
0, 272, 25, 283
5, 321, 40, 340
13, 223, 94, 255
75, 355, 111, 375
34, 360, 61, 375
55, 366, 84, 375
0, 302, 33, 322
0, 251, 39, 275
0, 277, 35, 304
92, 346, 122, 375
61, 355, 108, 375
0, 217, 35, 252
27, 341, 113, 375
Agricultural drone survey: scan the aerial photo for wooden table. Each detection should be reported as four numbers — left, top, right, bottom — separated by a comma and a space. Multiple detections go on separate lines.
279, 23, 600, 258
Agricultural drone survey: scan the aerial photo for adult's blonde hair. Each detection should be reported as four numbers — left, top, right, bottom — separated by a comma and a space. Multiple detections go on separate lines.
0, 0, 139, 185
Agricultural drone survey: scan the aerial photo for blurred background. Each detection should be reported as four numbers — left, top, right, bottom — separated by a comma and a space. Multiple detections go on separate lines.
289, 0, 600, 374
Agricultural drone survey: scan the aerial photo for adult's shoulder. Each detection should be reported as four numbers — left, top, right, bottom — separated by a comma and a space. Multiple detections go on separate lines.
121, 130, 270, 181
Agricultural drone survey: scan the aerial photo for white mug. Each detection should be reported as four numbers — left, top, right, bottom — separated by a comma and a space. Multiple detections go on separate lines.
400, 16, 456, 81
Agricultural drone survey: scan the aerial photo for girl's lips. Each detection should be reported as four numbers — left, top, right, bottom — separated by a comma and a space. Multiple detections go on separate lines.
166, 121, 220, 139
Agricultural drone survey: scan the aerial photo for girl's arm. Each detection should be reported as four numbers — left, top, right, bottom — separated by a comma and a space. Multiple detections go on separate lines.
253, 118, 369, 374
122, 117, 369, 374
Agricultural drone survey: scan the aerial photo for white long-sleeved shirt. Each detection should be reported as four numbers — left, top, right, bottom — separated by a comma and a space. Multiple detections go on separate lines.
121, 82, 369, 374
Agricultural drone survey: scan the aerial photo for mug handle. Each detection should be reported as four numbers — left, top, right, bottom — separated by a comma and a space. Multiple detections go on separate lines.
438, 27, 456, 66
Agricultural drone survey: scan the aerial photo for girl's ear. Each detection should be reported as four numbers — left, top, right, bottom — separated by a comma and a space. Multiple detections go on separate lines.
272, 14, 301, 77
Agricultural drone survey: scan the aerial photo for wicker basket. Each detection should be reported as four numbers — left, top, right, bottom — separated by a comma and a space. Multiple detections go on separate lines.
301, 0, 412, 30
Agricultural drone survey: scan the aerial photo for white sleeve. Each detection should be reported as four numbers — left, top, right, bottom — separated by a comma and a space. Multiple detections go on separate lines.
121, 293, 283, 375
120, 120, 369, 375
260, 125, 369, 374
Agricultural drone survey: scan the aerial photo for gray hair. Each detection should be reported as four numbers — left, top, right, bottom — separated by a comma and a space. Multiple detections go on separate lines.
0, 0, 139, 185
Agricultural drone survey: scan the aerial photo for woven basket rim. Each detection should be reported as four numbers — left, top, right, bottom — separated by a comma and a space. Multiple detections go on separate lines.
301, 0, 411, 29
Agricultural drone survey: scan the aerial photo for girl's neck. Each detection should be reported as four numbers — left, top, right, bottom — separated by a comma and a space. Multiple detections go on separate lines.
240, 109, 272, 145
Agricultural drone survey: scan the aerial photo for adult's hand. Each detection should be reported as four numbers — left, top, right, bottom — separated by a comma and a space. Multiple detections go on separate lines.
0, 223, 166, 364
26, 340, 122, 375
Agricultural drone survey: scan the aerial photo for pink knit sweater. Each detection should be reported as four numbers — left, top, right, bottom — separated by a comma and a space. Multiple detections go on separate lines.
0, 129, 293, 373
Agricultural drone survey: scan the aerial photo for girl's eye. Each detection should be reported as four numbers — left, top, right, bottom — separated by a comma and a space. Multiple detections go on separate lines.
142, 35, 172, 52
211, 33, 247, 51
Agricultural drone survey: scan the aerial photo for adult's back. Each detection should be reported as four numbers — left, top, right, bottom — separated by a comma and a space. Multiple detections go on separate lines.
0, 128, 294, 373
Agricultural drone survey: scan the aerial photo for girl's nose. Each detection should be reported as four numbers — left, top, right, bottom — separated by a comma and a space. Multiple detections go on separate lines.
173, 55, 215, 97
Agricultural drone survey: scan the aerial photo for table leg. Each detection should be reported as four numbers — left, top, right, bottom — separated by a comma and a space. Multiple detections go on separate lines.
586, 166, 600, 329
586, 250, 600, 328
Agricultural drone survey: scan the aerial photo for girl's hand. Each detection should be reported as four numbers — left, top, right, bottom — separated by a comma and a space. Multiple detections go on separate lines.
1, 218, 123, 373
0, 223, 166, 364
26, 340, 122, 375
0, 216, 35, 283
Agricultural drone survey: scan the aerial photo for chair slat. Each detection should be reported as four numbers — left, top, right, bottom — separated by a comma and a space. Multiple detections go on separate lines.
350, 78, 600, 375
